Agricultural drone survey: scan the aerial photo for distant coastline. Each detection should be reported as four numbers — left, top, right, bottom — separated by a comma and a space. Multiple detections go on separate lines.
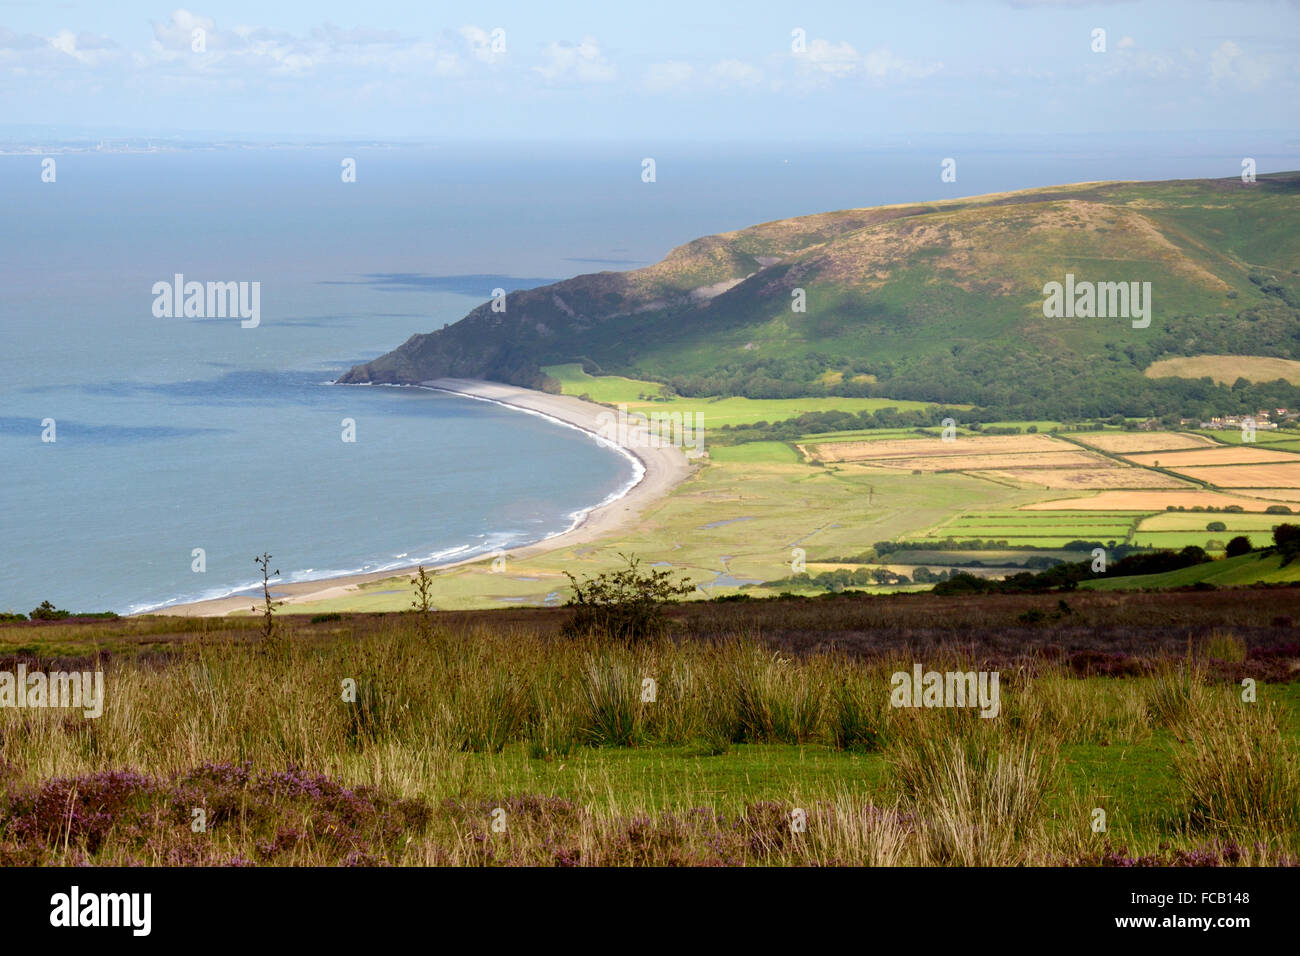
152, 378, 694, 617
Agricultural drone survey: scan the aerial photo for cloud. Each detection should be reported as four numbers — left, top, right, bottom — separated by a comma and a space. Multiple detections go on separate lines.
459, 25, 505, 63
644, 58, 763, 93
534, 36, 615, 83
862, 47, 943, 80
711, 59, 763, 88
785, 38, 941, 87
49, 30, 120, 66
1209, 40, 1272, 89
645, 60, 694, 92
801, 39, 859, 78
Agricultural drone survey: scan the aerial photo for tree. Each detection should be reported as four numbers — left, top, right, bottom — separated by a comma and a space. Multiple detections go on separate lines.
1272, 524, 1300, 565
1225, 536, 1253, 557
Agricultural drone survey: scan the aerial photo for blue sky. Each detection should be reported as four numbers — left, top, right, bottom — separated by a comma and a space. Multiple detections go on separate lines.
1, 1, 1297, 140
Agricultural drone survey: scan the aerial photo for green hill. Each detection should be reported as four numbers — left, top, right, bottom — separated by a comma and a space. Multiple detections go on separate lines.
339, 173, 1300, 419
1082, 551, 1300, 591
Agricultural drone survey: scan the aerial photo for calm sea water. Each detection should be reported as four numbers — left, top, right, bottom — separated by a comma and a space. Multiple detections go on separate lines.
1, 138, 1288, 613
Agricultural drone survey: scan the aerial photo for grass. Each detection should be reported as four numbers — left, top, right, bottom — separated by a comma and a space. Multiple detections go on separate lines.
708, 441, 800, 463
1, 611, 1296, 866
287, 457, 1045, 613
1131, 531, 1274, 549
1083, 551, 1300, 590
1144, 355, 1300, 387
542, 362, 942, 427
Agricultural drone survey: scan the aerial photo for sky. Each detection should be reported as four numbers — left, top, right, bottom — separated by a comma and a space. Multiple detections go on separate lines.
0, 0, 1297, 141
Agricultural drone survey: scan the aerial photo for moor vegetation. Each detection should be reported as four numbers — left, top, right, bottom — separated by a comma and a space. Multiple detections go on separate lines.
1, 582, 1297, 867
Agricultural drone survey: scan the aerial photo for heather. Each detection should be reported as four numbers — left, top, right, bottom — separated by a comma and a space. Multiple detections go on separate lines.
1, 594, 1298, 866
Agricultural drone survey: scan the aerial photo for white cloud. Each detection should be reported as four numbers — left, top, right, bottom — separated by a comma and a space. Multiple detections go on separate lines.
711, 59, 763, 88
1209, 40, 1271, 90
534, 36, 615, 83
459, 25, 504, 63
786, 38, 941, 87
49, 30, 120, 66
862, 47, 942, 80
802, 39, 859, 78
645, 58, 763, 93
645, 60, 694, 92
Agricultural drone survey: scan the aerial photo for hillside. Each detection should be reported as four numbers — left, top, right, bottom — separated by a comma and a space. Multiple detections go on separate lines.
339, 173, 1300, 419
1082, 550, 1300, 591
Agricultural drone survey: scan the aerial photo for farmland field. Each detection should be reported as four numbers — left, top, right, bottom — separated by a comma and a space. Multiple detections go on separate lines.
971, 467, 1187, 489
1131, 530, 1274, 549
853, 451, 1105, 472
543, 363, 939, 428
1125, 446, 1300, 467
1174, 462, 1300, 488
1073, 431, 1219, 453
1144, 353, 1300, 386
808, 433, 1069, 462
1021, 490, 1298, 511
1191, 428, 1298, 445
1136, 512, 1295, 532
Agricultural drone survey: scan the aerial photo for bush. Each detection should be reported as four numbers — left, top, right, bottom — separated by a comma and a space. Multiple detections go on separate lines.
29, 601, 69, 621
1206, 521, 1227, 532
1273, 523, 1300, 564
1225, 536, 1253, 557
562, 554, 694, 644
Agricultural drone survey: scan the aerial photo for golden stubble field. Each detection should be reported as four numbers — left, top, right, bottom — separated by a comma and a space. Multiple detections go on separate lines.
1074, 432, 1219, 454
1126, 446, 1300, 467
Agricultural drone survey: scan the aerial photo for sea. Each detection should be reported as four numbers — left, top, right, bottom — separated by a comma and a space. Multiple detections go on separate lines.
1, 134, 1293, 613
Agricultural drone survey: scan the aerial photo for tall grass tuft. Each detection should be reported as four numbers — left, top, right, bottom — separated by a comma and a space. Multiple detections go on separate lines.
887, 711, 1059, 865
1172, 694, 1300, 839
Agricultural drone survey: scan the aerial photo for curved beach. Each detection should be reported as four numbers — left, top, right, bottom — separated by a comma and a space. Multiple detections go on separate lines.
154, 378, 695, 616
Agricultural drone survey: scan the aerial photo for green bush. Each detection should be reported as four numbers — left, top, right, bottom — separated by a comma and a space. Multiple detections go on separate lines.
562, 554, 694, 644
29, 601, 69, 621
1225, 535, 1253, 557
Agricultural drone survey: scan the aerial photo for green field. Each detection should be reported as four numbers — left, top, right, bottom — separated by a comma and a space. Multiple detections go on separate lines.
542, 363, 666, 402
1131, 531, 1274, 550
1084, 551, 1300, 590
914, 511, 1146, 547
1191, 429, 1300, 445
708, 441, 800, 463
543, 363, 941, 428
1137, 512, 1296, 531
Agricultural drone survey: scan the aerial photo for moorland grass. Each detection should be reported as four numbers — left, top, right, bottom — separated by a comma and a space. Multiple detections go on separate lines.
1, 613, 1296, 865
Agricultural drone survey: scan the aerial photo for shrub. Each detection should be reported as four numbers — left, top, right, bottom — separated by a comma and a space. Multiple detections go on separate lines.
1273, 523, 1300, 564
28, 601, 69, 621
1225, 536, 1253, 557
1206, 521, 1227, 532
562, 554, 693, 644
